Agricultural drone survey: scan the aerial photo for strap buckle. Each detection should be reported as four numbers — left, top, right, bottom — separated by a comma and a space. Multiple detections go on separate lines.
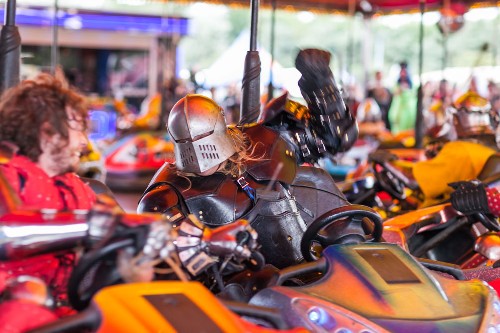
237, 176, 250, 189
236, 176, 255, 202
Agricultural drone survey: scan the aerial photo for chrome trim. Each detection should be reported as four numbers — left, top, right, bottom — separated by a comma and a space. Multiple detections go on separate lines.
0, 223, 88, 260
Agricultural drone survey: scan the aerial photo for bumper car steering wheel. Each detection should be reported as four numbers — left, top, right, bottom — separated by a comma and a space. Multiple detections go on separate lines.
301, 205, 383, 261
67, 238, 136, 311
373, 161, 407, 200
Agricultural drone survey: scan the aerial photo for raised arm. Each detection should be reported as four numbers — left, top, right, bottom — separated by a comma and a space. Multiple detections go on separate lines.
260, 49, 358, 165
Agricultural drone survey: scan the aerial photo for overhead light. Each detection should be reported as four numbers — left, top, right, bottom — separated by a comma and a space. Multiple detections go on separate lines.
117, 0, 148, 6
74, 0, 105, 9
360, 0, 373, 13
64, 16, 83, 30
297, 11, 315, 23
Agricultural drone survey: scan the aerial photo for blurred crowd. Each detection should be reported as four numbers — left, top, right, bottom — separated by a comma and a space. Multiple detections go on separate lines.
343, 62, 500, 143
80, 57, 500, 147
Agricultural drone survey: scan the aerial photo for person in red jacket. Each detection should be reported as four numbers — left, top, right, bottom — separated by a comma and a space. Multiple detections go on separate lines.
0, 74, 96, 210
0, 74, 99, 331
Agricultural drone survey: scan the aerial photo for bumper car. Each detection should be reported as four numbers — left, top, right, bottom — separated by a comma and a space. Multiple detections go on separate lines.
250, 243, 500, 332
0, 191, 491, 333
27, 281, 307, 333
339, 143, 500, 219
341, 90, 499, 218
87, 98, 174, 192
19, 204, 500, 333
104, 132, 175, 191
0, 148, 498, 333
383, 203, 490, 268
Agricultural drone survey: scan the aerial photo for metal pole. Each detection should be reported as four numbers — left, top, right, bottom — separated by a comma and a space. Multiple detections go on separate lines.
361, 16, 372, 97
0, 0, 21, 93
158, 4, 170, 129
249, 0, 259, 51
346, 0, 356, 82
415, 0, 425, 149
441, 0, 450, 74
494, 5, 500, 66
239, 0, 261, 124
418, 1, 425, 80
4, 0, 16, 26
267, 0, 276, 102
442, 32, 448, 71
51, 0, 59, 74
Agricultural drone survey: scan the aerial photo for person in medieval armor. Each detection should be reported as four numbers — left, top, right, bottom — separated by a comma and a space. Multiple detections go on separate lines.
137, 49, 359, 269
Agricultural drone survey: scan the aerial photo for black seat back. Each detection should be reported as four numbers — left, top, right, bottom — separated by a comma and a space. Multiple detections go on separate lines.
477, 153, 500, 182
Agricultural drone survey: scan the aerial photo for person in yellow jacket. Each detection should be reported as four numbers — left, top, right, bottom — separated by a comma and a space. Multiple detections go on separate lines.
382, 91, 498, 208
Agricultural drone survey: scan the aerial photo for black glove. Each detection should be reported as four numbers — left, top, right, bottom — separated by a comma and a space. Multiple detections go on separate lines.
294, 49, 356, 153
295, 49, 345, 118
295, 49, 333, 90
449, 180, 490, 215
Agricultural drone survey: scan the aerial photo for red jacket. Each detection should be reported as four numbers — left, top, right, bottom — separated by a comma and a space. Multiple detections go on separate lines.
0, 155, 97, 316
0, 155, 96, 210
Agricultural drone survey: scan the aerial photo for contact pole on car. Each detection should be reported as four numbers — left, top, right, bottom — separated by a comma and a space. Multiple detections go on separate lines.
414, 0, 426, 149
239, 0, 261, 125
0, 0, 21, 95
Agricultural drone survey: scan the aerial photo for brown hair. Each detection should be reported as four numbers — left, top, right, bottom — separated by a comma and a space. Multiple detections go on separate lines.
0, 73, 88, 162
216, 126, 263, 177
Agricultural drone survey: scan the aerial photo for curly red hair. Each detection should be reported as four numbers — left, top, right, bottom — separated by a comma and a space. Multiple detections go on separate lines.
0, 74, 88, 162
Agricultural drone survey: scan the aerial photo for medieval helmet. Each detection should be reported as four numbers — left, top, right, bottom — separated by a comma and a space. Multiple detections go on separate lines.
167, 94, 237, 174
356, 98, 381, 123
449, 91, 494, 139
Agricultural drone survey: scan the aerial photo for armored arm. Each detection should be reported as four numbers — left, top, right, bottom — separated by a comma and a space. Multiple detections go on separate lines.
137, 183, 187, 224
295, 49, 358, 155
260, 50, 358, 165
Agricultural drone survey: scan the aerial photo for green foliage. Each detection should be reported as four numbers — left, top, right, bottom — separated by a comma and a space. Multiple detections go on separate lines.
178, 5, 233, 69
227, 9, 252, 40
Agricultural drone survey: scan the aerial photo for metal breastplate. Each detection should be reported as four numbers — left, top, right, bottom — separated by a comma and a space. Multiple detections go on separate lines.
182, 178, 307, 269
240, 182, 307, 269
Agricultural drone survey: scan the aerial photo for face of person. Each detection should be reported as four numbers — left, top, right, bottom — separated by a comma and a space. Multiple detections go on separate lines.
39, 107, 88, 177
400, 68, 408, 78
